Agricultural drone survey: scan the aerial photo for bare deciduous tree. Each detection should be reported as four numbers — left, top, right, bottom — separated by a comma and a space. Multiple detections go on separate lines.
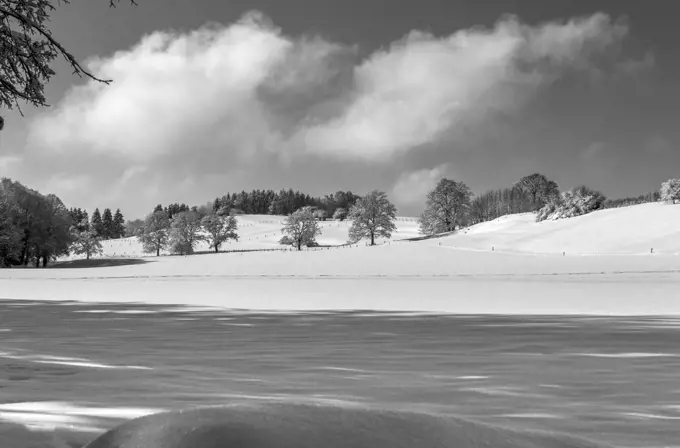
419, 178, 472, 236
280, 206, 322, 251
348, 190, 397, 246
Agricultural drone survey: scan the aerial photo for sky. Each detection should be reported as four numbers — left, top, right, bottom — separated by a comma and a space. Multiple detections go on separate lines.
1, 0, 678, 219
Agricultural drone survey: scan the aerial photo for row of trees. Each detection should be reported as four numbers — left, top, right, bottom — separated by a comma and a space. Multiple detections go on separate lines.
68, 207, 126, 239
279, 190, 397, 250
211, 189, 361, 219
135, 190, 396, 255
417, 173, 562, 233
1, 178, 73, 267
133, 173, 680, 255
0, 177, 131, 267
417, 174, 680, 236
137, 207, 238, 256
4, 171, 678, 265
603, 192, 661, 209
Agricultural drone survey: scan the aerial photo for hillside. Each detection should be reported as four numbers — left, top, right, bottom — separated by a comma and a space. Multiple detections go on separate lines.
431, 202, 680, 255
77, 216, 421, 259
3, 204, 680, 315
64, 203, 680, 260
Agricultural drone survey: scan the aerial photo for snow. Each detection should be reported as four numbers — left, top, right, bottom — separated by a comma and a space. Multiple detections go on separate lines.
72, 216, 422, 258
1, 205, 679, 315
0, 402, 162, 432
439, 202, 680, 255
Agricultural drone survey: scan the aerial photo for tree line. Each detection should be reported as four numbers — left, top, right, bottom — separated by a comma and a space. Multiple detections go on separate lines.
211, 189, 361, 220
0, 178, 72, 267
69, 207, 126, 239
4, 172, 679, 266
418, 174, 679, 235
134, 189, 394, 255
0, 177, 127, 267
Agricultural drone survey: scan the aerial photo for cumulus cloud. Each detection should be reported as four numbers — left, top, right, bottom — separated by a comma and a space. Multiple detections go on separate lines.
391, 165, 449, 206
24, 11, 640, 215
299, 13, 630, 161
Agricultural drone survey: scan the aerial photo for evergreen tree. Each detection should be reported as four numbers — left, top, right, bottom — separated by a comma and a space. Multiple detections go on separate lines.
102, 208, 113, 239
113, 209, 125, 238
348, 190, 397, 246
81, 210, 90, 232
91, 208, 103, 237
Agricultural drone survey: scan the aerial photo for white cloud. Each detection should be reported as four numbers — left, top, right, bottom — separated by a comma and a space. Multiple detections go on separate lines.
24, 11, 640, 215
299, 13, 630, 161
391, 164, 448, 206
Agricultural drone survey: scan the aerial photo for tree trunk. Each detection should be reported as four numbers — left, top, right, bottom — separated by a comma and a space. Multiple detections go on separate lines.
42, 255, 48, 268
370, 232, 375, 246
156, 246, 160, 257
20, 231, 29, 265
215, 245, 219, 253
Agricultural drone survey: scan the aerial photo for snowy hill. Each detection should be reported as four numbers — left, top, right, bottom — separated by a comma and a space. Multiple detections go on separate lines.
77, 215, 421, 259
67, 203, 680, 260
430, 202, 680, 255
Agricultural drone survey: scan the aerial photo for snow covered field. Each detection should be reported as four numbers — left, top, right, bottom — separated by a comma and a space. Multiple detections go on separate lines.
2, 204, 680, 448
1, 204, 679, 315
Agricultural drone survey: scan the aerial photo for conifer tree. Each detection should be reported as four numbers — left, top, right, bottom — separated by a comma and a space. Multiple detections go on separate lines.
113, 209, 125, 238
102, 208, 113, 239
91, 208, 103, 237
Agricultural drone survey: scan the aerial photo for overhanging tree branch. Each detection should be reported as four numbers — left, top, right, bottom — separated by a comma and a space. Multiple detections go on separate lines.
0, 0, 137, 116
